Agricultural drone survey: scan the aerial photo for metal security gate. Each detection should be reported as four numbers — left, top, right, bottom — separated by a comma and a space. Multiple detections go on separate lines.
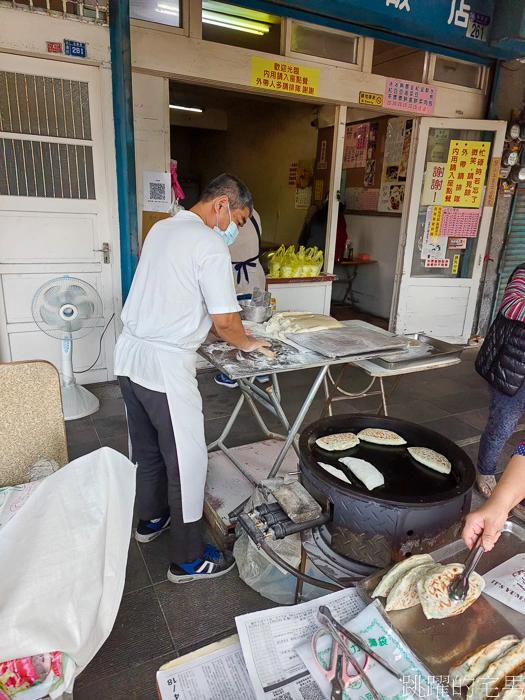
494, 184, 525, 317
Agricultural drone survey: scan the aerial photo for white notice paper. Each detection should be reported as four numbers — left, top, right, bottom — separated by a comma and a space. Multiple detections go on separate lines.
157, 638, 256, 700
236, 587, 366, 699
484, 553, 525, 615
143, 171, 171, 212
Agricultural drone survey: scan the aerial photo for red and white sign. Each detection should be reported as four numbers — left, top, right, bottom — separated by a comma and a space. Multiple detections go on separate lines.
47, 41, 63, 54
384, 79, 437, 115
425, 258, 450, 268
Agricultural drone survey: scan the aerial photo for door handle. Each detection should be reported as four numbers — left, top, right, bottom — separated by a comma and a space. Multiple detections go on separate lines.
94, 242, 110, 264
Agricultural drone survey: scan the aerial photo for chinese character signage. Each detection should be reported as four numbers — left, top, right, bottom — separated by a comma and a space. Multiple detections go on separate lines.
384, 79, 437, 115
47, 41, 63, 54
251, 58, 319, 97
425, 258, 450, 268
64, 40, 87, 58
429, 206, 443, 237
359, 91, 383, 107
440, 207, 481, 237
444, 140, 489, 207
343, 123, 369, 168
422, 162, 446, 205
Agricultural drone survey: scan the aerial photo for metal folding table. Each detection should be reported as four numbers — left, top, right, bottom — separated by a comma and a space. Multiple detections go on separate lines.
199, 322, 463, 484
199, 339, 387, 484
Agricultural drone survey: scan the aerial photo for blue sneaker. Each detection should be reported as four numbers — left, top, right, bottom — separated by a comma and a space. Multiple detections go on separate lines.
256, 375, 270, 383
214, 373, 238, 388
167, 543, 236, 584
135, 513, 171, 543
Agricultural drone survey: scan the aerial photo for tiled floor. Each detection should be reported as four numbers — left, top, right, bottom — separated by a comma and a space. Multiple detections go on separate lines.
70, 349, 523, 699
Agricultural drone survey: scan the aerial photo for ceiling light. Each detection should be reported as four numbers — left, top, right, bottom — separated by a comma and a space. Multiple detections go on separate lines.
203, 18, 264, 35
169, 104, 203, 113
202, 10, 270, 34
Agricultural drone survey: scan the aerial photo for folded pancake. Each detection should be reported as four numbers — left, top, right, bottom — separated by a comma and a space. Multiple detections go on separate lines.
385, 563, 440, 611
339, 456, 384, 490
372, 553, 435, 598
316, 432, 360, 451
417, 564, 485, 620
498, 673, 525, 700
467, 640, 525, 700
408, 447, 452, 475
318, 462, 351, 485
357, 428, 406, 446
450, 636, 520, 687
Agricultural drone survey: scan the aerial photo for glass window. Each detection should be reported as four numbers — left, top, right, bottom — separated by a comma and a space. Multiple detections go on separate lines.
433, 56, 483, 90
290, 22, 358, 65
130, 0, 181, 28
410, 127, 494, 279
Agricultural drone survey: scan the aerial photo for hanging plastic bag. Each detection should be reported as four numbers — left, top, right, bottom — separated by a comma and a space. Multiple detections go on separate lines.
269, 245, 285, 278
280, 246, 296, 278
312, 249, 324, 276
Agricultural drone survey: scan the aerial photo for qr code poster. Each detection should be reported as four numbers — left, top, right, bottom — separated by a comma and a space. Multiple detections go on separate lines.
143, 171, 171, 213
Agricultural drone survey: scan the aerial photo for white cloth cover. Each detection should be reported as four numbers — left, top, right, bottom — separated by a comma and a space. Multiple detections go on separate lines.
0, 447, 136, 672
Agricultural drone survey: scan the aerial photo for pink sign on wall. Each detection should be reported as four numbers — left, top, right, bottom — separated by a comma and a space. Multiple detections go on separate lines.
384, 79, 437, 115
440, 208, 481, 237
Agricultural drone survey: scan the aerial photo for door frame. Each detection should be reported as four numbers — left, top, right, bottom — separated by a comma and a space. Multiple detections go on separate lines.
0, 52, 121, 382
390, 116, 507, 342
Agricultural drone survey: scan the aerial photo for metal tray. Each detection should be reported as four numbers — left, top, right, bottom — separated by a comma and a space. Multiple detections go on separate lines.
285, 325, 408, 359
356, 522, 525, 679
370, 333, 466, 370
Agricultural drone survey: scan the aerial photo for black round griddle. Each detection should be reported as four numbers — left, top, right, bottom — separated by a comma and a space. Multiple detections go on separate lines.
300, 414, 475, 506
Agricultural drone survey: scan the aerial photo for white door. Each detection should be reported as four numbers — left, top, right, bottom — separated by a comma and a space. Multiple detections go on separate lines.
390, 117, 506, 343
0, 53, 119, 383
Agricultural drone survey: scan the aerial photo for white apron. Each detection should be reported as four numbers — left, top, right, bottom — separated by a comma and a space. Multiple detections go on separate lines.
123, 332, 207, 523
229, 212, 266, 297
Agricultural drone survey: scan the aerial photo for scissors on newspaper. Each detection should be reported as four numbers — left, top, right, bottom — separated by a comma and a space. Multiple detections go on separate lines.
311, 625, 370, 699
316, 606, 403, 700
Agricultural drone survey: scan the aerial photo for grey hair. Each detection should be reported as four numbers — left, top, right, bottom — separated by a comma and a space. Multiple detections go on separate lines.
200, 173, 253, 215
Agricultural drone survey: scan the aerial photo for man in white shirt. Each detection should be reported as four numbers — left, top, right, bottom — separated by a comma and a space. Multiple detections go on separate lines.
114, 174, 269, 583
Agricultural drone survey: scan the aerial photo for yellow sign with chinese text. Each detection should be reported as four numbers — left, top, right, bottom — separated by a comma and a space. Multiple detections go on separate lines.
251, 57, 320, 97
430, 205, 443, 237
359, 91, 384, 107
444, 140, 489, 208
452, 254, 460, 275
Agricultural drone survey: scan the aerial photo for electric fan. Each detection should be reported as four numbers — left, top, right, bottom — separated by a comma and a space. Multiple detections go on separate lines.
32, 276, 103, 421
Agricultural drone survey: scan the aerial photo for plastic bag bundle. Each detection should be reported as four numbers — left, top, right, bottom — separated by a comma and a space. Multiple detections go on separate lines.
269, 244, 285, 278
280, 245, 296, 278
268, 245, 323, 278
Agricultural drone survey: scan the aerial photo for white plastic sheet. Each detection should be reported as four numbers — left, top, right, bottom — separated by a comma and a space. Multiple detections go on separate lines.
0, 447, 136, 673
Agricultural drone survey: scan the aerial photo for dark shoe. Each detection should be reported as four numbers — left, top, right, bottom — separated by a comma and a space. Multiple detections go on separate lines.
214, 373, 238, 388
167, 544, 236, 583
135, 513, 170, 543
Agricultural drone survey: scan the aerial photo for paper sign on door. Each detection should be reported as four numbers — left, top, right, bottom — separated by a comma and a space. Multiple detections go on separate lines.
444, 140, 489, 208
422, 163, 446, 206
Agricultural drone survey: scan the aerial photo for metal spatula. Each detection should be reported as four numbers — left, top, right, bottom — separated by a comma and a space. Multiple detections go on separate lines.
447, 535, 484, 602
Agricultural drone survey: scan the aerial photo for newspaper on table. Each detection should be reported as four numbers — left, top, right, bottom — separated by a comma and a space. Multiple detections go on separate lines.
156, 635, 256, 700
235, 587, 367, 699
296, 600, 451, 700
484, 553, 525, 615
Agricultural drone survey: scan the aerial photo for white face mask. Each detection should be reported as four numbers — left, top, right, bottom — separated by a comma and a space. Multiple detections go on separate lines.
214, 200, 239, 246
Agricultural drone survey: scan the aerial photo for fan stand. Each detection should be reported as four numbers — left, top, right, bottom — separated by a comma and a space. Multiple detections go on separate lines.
61, 335, 100, 421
